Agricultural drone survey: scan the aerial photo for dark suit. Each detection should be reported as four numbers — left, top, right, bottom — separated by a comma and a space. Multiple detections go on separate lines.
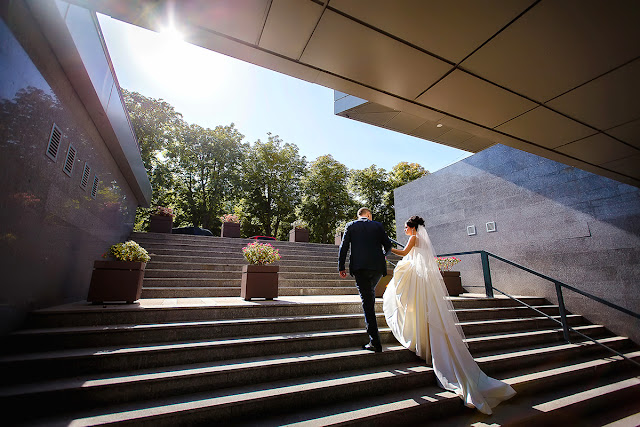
338, 217, 392, 349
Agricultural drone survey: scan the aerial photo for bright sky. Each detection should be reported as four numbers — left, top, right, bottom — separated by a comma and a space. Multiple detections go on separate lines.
97, 14, 472, 172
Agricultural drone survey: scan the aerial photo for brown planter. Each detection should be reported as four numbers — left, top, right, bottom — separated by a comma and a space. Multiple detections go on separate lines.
335, 232, 343, 246
441, 271, 464, 296
221, 221, 241, 238
241, 264, 279, 301
289, 228, 309, 242
375, 271, 392, 298
148, 215, 173, 233
87, 261, 146, 304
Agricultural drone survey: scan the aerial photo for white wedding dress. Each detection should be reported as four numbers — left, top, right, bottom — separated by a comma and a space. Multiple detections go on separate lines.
383, 226, 516, 415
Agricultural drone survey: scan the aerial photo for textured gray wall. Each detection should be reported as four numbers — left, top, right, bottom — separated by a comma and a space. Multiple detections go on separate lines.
394, 144, 640, 344
0, 7, 138, 334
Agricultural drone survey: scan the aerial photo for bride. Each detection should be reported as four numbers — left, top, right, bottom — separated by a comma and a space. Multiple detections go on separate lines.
383, 215, 516, 415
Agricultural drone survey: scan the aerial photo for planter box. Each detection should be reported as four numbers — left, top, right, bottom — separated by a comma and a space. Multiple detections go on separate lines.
241, 264, 279, 301
87, 261, 146, 304
441, 271, 464, 296
375, 271, 392, 298
148, 215, 173, 233
221, 221, 240, 238
289, 228, 309, 242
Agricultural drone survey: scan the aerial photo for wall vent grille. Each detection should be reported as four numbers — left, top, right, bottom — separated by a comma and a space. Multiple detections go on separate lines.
80, 163, 91, 190
63, 144, 77, 177
46, 124, 62, 161
91, 175, 99, 199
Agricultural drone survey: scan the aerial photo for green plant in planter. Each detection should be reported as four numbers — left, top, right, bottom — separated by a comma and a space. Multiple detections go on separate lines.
335, 220, 348, 235
291, 219, 309, 229
242, 241, 281, 265
104, 240, 151, 262
436, 256, 460, 272
153, 206, 175, 217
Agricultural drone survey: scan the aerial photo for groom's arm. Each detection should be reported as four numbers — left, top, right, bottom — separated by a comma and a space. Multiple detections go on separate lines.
380, 224, 393, 256
338, 225, 351, 275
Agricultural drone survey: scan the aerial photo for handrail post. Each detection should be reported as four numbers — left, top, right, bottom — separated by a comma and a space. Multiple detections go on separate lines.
480, 251, 494, 298
555, 281, 571, 343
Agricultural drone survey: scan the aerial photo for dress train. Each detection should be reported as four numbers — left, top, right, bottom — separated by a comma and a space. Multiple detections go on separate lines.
383, 226, 515, 415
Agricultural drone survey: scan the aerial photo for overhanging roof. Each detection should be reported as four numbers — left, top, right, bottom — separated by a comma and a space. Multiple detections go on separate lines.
64, 0, 640, 186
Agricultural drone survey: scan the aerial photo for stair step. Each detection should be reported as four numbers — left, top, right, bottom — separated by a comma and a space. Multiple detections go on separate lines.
0, 328, 398, 383
253, 348, 640, 427
142, 278, 356, 286
0, 346, 419, 419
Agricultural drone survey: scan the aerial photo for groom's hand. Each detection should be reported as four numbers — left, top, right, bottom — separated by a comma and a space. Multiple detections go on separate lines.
339, 270, 347, 278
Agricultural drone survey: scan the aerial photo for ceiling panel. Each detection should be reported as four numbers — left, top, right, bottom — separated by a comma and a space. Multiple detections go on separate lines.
259, 0, 323, 59
184, 0, 271, 44
434, 128, 474, 146
384, 112, 427, 134
349, 102, 398, 114
300, 9, 452, 99
411, 120, 452, 141
496, 106, 597, 149
556, 133, 639, 166
461, 1, 640, 102
416, 70, 536, 128
546, 58, 640, 130
349, 111, 399, 127
606, 119, 640, 149
329, 0, 534, 64
457, 136, 495, 152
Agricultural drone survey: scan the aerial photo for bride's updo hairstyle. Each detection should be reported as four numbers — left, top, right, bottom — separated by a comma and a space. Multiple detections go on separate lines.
406, 215, 425, 229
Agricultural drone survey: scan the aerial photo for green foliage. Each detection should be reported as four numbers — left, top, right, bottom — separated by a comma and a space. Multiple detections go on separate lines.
389, 162, 429, 188
348, 165, 394, 233
104, 240, 151, 262
241, 134, 306, 239
123, 91, 430, 242
300, 155, 353, 243
242, 241, 281, 265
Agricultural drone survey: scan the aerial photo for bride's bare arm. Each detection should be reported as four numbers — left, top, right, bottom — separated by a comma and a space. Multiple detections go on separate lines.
391, 235, 416, 257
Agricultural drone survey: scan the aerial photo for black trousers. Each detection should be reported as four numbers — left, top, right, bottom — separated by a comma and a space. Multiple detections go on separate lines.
353, 269, 383, 348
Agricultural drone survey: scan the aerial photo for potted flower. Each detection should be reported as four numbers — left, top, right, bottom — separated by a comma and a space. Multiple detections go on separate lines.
220, 213, 240, 238
87, 240, 151, 304
289, 219, 309, 242
148, 206, 174, 233
240, 241, 281, 301
335, 220, 348, 246
437, 256, 464, 296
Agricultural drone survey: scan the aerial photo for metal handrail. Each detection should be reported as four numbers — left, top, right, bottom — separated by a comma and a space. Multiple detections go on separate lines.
436, 249, 640, 368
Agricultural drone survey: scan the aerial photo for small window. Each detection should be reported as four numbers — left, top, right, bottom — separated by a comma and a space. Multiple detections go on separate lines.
80, 163, 91, 190
62, 144, 77, 177
46, 124, 62, 162
91, 175, 99, 199
486, 221, 497, 233
467, 225, 477, 236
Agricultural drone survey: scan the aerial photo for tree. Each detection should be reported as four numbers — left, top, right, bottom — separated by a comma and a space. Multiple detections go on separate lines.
122, 90, 185, 230
241, 134, 306, 239
349, 165, 394, 232
300, 155, 353, 243
122, 90, 184, 172
389, 162, 429, 189
168, 123, 246, 232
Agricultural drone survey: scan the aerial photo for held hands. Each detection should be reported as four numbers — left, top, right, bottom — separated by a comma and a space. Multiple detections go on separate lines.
339, 270, 347, 278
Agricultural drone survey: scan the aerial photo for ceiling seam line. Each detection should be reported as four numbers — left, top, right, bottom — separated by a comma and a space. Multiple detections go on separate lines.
256, 0, 273, 46
325, 5, 456, 67
297, 0, 330, 62
456, 0, 542, 67
543, 55, 640, 104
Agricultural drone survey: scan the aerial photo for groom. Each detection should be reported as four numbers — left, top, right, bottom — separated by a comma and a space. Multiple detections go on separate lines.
338, 207, 392, 352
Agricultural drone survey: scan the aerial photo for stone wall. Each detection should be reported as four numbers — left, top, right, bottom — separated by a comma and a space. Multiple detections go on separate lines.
394, 144, 640, 344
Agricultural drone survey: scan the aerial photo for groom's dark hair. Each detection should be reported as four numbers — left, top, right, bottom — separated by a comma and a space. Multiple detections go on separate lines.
357, 207, 371, 217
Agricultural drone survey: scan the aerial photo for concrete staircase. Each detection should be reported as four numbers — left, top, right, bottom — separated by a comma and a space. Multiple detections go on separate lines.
1, 233, 638, 425
131, 232, 375, 298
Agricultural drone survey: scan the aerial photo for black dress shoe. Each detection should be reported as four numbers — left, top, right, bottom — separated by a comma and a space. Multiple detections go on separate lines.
362, 343, 382, 353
